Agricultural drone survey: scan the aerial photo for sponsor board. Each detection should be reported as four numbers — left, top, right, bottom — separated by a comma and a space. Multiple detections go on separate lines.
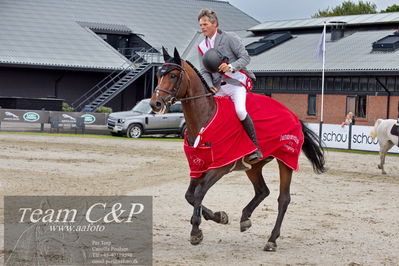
307, 123, 399, 153
351, 125, 399, 153
320, 124, 349, 149
0, 109, 49, 123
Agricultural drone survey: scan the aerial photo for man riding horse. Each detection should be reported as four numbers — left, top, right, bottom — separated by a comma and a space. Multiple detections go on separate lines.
197, 8, 262, 162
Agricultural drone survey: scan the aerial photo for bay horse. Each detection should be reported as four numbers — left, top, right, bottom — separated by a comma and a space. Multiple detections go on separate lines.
150, 48, 325, 251
370, 118, 398, 174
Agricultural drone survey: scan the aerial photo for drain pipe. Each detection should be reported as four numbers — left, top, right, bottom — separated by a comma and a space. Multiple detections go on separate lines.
376, 77, 390, 119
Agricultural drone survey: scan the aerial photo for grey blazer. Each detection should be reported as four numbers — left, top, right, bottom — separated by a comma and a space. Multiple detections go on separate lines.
199, 29, 255, 88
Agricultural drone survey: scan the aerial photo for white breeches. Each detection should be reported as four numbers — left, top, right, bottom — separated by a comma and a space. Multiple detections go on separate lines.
215, 84, 247, 121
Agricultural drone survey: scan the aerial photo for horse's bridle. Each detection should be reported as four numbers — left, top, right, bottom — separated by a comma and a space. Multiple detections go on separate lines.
155, 62, 213, 105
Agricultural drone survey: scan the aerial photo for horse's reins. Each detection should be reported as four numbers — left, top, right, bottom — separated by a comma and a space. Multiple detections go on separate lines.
155, 62, 213, 103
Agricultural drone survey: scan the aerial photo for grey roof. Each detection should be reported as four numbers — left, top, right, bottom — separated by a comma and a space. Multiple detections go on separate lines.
249, 12, 399, 32
184, 29, 399, 73
0, 0, 259, 70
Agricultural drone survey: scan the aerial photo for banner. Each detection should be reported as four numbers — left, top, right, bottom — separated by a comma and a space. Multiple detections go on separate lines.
307, 123, 399, 154
0, 109, 107, 125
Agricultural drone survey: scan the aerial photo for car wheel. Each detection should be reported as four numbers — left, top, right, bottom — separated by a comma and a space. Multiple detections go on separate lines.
180, 124, 187, 139
127, 124, 143, 138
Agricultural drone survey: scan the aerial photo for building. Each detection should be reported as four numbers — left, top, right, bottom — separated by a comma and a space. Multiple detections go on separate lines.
0, 0, 257, 111
1, 0, 399, 125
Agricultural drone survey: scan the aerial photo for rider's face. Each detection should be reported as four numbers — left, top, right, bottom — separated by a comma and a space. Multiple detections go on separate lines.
199, 17, 217, 38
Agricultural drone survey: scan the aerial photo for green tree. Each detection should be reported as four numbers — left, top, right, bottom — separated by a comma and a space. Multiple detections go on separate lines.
312, 1, 377, 18
380, 4, 399, 13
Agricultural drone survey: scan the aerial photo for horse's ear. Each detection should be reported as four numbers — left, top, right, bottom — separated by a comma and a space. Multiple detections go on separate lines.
173, 47, 181, 65
162, 46, 171, 62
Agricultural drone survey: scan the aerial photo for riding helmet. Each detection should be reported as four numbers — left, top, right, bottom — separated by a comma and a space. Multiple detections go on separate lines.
202, 48, 225, 73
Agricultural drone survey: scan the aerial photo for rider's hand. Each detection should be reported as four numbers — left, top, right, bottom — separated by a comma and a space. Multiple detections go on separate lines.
210, 87, 218, 93
218, 63, 231, 73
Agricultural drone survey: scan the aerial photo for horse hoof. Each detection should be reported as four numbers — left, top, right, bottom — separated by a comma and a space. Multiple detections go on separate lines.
382, 171, 387, 175
263, 241, 277, 252
378, 165, 382, 169
240, 219, 252, 232
190, 230, 203, 245
215, 211, 229, 224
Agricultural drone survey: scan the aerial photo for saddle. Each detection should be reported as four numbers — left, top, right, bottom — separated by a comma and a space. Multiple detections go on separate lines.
390, 123, 399, 146
390, 123, 399, 137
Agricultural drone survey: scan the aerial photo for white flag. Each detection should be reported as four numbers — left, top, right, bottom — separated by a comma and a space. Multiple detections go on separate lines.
315, 24, 326, 61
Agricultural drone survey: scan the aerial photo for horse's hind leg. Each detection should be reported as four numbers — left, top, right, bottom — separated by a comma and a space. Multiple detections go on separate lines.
378, 141, 393, 175
240, 160, 270, 232
264, 160, 292, 252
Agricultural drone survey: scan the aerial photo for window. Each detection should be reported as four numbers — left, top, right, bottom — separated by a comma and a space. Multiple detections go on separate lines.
302, 78, 310, 91
357, 95, 367, 118
334, 77, 342, 91
342, 77, 350, 91
287, 77, 295, 90
310, 78, 319, 90
346, 95, 366, 118
169, 103, 182, 113
346, 96, 356, 114
273, 77, 280, 90
359, 77, 368, 91
280, 77, 287, 90
387, 77, 396, 91
351, 77, 359, 91
266, 77, 273, 90
326, 77, 334, 91
307, 95, 317, 116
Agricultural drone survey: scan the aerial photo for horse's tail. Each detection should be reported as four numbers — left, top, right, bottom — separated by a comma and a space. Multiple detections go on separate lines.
369, 119, 383, 140
300, 120, 326, 174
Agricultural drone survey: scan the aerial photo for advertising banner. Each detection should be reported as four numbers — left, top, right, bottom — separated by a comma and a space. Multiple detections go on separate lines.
320, 123, 350, 149
49, 112, 107, 125
0, 109, 49, 123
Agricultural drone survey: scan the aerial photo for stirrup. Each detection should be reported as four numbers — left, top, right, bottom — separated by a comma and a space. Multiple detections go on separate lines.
247, 149, 263, 162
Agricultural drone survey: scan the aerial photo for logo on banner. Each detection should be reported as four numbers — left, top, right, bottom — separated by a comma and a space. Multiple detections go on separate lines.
322, 131, 348, 142
81, 114, 96, 124
4, 112, 19, 121
352, 133, 378, 145
62, 114, 76, 123
23, 112, 40, 122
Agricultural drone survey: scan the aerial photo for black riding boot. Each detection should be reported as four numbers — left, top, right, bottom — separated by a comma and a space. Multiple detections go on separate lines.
241, 114, 263, 162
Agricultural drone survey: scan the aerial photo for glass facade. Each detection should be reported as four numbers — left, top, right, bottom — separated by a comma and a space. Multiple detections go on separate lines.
253, 75, 398, 93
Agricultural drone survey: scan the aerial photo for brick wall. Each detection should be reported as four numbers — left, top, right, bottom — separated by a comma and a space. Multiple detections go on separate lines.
269, 93, 398, 126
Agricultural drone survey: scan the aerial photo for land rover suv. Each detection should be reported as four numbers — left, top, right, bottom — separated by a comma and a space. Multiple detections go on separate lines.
107, 99, 186, 138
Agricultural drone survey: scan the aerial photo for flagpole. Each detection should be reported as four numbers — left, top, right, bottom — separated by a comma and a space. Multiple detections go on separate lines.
320, 21, 326, 124
318, 21, 326, 145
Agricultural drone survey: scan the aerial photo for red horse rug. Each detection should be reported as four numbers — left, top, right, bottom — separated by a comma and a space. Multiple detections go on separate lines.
184, 93, 304, 178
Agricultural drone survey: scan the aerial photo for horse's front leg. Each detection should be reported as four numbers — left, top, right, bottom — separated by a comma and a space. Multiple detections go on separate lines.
186, 168, 228, 245
378, 142, 393, 175
185, 182, 228, 225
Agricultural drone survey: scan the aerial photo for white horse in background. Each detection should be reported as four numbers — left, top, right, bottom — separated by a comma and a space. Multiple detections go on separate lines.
369, 119, 398, 174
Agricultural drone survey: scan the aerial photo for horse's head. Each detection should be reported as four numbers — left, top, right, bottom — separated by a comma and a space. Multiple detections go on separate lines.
150, 47, 187, 114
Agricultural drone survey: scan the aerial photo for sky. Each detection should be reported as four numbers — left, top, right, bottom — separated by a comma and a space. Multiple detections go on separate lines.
227, 0, 399, 22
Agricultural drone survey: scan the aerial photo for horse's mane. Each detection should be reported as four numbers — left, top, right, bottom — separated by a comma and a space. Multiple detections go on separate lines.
185, 60, 212, 93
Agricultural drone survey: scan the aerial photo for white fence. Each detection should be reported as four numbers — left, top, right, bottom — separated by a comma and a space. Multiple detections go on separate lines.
307, 123, 399, 153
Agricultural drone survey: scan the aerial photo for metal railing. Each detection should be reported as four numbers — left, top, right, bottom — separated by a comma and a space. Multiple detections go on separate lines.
71, 47, 162, 111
